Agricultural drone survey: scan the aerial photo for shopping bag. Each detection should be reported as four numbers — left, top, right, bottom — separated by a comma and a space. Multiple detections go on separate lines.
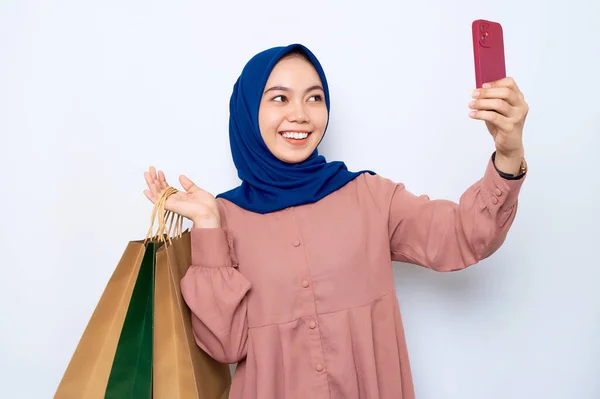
154, 229, 231, 398
54, 186, 231, 399
152, 189, 231, 398
53, 241, 147, 399
104, 241, 156, 398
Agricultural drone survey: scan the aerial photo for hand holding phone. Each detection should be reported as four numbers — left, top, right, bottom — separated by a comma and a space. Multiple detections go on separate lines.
472, 19, 506, 88
469, 19, 529, 175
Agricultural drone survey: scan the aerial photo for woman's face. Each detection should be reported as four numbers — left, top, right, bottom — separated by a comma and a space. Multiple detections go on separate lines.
258, 54, 328, 164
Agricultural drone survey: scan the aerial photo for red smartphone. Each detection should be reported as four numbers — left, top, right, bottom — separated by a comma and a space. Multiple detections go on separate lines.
472, 19, 506, 88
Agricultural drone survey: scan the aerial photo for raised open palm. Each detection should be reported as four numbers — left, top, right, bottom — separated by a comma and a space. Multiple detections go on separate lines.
143, 166, 220, 227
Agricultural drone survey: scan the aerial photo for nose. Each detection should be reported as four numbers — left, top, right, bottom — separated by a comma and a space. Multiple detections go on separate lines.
287, 102, 310, 123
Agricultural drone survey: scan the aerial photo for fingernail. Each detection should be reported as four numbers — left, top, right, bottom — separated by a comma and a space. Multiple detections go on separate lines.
468, 101, 475, 107
482, 83, 491, 88
469, 111, 476, 117
472, 90, 480, 97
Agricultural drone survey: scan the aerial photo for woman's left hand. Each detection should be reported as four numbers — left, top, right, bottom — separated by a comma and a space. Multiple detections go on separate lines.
468, 77, 529, 164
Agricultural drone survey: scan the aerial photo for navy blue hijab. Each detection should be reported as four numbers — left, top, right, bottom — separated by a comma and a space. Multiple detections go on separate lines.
217, 44, 373, 214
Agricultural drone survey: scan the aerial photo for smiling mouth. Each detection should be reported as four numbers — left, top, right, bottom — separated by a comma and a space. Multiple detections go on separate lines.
279, 131, 312, 146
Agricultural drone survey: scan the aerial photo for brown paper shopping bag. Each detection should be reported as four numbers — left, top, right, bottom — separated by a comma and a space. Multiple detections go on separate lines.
54, 241, 147, 399
152, 190, 231, 399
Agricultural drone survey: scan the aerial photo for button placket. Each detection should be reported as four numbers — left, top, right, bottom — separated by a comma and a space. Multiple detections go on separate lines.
305, 317, 326, 376
289, 208, 330, 387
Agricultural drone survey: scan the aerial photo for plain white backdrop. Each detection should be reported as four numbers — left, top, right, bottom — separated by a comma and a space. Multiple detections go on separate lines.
1, 0, 599, 398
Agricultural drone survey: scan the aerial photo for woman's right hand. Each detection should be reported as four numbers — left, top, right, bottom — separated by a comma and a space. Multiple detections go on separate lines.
144, 166, 220, 228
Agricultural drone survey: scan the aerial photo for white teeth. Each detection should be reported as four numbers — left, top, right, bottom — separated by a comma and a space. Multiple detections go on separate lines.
281, 132, 309, 139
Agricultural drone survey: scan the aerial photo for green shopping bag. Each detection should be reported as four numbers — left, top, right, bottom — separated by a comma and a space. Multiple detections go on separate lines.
104, 241, 157, 398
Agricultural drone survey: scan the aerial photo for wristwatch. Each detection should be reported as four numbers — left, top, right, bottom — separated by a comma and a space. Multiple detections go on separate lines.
492, 152, 527, 180
518, 157, 528, 176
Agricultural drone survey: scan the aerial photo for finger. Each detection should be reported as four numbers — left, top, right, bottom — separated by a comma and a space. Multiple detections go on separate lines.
144, 171, 160, 194
483, 77, 521, 93
179, 175, 200, 193
158, 170, 168, 190
149, 166, 158, 181
146, 166, 158, 187
469, 109, 511, 128
144, 171, 153, 188
143, 189, 156, 203
469, 98, 512, 117
473, 87, 521, 106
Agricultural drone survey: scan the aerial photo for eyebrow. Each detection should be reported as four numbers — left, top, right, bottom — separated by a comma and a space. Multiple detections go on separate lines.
263, 85, 324, 95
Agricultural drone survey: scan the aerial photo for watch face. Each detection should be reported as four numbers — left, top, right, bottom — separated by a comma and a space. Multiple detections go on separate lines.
520, 159, 527, 175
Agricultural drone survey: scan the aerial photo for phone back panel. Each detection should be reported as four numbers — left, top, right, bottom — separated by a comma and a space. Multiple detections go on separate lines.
472, 19, 506, 88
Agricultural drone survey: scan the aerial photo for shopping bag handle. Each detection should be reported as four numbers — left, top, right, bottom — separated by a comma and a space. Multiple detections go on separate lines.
144, 187, 183, 245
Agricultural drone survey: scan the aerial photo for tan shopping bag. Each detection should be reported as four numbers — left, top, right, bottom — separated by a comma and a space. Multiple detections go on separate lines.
153, 198, 231, 398
53, 241, 147, 399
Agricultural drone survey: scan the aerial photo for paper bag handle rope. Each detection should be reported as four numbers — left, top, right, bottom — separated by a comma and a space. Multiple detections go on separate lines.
144, 187, 184, 245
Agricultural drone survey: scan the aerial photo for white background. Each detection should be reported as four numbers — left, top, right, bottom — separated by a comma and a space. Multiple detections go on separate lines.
1, 0, 599, 398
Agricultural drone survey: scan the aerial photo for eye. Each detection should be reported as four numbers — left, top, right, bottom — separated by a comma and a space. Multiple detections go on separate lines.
272, 95, 287, 102
308, 94, 324, 102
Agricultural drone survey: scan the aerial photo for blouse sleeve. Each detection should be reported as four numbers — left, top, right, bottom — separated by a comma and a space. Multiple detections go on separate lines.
364, 155, 526, 272
180, 227, 251, 363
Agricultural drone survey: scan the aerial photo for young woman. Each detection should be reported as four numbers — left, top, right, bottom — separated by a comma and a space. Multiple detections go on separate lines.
144, 44, 528, 399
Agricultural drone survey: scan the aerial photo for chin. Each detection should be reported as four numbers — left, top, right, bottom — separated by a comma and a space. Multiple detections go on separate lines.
270, 132, 321, 164
275, 150, 313, 164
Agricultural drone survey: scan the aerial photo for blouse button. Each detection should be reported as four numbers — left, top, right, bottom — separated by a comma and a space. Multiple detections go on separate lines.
308, 320, 317, 329
301, 280, 310, 288
315, 363, 324, 372
495, 188, 502, 196
293, 239, 301, 247
491, 197, 499, 205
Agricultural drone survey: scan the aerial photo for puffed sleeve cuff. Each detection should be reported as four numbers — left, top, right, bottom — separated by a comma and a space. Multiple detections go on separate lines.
478, 154, 526, 215
190, 228, 238, 268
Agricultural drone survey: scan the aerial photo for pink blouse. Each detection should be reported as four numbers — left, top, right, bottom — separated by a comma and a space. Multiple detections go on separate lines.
180, 158, 526, 398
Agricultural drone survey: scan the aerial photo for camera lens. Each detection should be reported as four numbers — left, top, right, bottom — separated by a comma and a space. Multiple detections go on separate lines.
481, 34, 486, 41
481, 25, 485, 32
